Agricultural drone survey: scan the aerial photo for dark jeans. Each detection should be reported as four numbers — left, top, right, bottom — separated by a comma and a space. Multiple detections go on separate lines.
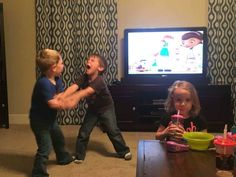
75, 106, 130, 160
30, 119, 72, 177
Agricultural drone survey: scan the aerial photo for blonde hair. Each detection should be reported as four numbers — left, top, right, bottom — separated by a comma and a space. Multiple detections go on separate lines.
36, 49, 61, 73
165, 80, 201, 116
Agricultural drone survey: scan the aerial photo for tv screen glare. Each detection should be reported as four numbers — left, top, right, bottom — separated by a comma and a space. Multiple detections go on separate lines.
124, 27, 207, 80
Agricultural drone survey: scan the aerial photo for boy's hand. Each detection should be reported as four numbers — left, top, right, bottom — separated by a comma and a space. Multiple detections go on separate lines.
59, 97, 78, 109
48, 93, 79, 110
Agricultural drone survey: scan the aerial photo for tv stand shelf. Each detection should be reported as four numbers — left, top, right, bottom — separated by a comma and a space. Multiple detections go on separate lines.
109, 84, 233, 132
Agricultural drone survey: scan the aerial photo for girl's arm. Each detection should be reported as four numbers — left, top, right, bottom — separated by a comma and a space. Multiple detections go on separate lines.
155, 125, 169, 140
156, 123, 185, 140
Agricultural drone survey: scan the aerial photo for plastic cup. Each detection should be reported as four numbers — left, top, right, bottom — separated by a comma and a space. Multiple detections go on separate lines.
214, 137, 236, 171
171, 114, 184, 126
169, 114, 185, 143
227, 132, 236, 142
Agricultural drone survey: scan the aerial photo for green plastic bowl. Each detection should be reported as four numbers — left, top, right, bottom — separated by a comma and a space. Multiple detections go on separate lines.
183, 132, 214, 150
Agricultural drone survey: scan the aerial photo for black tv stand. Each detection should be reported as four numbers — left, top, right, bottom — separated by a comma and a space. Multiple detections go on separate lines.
109, 83, 233, 132
121, 75, 210, 86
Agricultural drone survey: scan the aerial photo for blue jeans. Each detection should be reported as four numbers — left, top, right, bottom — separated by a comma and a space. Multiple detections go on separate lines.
30, 119, 72, 177
75, 106, 130, 160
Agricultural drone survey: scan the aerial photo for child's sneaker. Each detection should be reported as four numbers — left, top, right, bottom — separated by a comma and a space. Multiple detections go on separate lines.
58, 155, 75, 165
124, 152, 132, 160
73, 157, 84, 164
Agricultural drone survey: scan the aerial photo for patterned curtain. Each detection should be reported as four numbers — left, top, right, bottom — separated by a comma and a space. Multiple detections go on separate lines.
35, 0, 118, 125
208, 0, 236, 121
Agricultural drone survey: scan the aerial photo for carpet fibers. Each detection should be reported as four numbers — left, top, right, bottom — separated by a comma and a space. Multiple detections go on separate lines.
0, 124, 154, 177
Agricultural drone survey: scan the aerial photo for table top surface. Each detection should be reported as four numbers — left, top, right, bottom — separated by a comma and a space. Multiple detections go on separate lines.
136, 140, 218, 177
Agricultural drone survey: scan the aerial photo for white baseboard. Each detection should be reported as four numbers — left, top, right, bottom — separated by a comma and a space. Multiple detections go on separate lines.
10, 114, 29, 124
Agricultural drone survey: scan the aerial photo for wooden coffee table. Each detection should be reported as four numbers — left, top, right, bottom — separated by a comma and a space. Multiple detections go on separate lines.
136, 140, 218, 177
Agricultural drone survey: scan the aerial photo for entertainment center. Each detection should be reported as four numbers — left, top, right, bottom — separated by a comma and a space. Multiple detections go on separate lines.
109, 84, 233, 132
108, 27, 233, 132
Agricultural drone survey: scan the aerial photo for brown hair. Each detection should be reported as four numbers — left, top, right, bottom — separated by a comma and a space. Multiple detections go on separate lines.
36, 49, 61, 73
89, 53, 107, 75
182, 31, 203, 41
165, 80, 201, 116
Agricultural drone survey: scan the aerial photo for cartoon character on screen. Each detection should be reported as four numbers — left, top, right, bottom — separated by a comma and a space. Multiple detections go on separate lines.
181, 31, 203, 71
159, 38, 169, 57
136, 59, 149, 72
153, 35, 174, 70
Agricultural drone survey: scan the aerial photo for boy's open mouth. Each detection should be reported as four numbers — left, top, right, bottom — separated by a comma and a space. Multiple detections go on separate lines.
86, 65, 91, 69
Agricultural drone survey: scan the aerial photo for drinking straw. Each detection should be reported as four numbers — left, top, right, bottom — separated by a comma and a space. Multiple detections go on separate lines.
223, 124, 227, 154
177, 110, 180, 125
177, 110, 180, 115
224, 124, 227, 140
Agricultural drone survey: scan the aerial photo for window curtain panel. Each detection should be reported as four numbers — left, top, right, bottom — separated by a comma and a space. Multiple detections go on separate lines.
208, 0, 236, 121
35, 0, 118, 125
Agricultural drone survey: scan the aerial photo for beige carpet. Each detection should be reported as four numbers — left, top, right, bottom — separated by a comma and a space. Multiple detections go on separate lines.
0, 124, 154, 177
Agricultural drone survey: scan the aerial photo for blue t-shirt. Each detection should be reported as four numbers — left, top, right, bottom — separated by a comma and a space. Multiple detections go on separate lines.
29, 75, 63, 122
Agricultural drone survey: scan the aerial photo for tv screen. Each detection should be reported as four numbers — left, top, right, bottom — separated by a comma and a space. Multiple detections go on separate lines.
124, 27, 208, 84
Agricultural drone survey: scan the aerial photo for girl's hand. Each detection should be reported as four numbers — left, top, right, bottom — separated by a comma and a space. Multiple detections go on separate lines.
168, 123, 185, 138
156, 123, 184, 140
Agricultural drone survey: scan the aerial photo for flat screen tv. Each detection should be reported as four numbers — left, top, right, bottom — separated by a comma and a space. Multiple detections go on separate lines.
123, 27, 208, 84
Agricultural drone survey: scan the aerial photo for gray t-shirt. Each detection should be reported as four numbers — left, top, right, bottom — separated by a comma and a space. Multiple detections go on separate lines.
78, 75, 113, 114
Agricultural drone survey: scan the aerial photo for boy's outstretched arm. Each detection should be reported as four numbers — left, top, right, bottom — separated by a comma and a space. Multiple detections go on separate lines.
59, 86, 95, 109
47, 84, 79, 109
56, 84, 79, 99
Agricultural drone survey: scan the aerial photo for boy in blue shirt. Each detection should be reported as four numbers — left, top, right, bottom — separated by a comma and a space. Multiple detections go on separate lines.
29, 49, 76, 177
